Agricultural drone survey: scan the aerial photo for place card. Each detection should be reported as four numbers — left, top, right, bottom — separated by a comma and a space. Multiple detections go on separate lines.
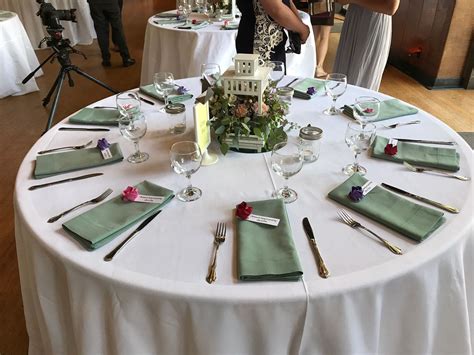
236, 201, 280, 226
122, 186, 165, 204
97, 138, 112, 160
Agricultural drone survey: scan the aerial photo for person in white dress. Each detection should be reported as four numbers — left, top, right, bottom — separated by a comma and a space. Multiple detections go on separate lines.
332, 0, 399, 91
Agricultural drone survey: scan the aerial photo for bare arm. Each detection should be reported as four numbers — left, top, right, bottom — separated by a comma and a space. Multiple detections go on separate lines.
337, 0, 400, 15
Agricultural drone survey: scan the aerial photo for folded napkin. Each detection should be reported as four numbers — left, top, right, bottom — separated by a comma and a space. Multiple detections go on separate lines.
153, 18, 186, 25
69, 108, 120, 126
154, 12, 182, 19
63, 181, 174, 249
328, 174, 445, 242
221, 23, 239, 30
34, 143, 123, 179
371, 136, 460, 172
292, 78, 326, 99
237, 199, 303, 281
176, 21, 210, 30
139, 84, 193, 104
343, 99, 418, 122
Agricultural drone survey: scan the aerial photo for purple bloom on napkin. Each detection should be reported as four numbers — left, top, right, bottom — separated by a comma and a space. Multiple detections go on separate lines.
306, 87, 316, 95
97, 138, 110, 151
348, 186, 364, 202
177, 86, 188, 95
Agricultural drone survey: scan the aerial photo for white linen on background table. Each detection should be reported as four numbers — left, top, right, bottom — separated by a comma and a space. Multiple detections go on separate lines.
140, 11, 316, 83
0, 11, 42, 98
0, 0, 96, 48
15, 77, 473, 354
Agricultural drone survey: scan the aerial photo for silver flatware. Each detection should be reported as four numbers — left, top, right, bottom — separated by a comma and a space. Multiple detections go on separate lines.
38, 140, 93, 155
93, 106, 117, 110
302, 217, 329, 278
206, 222, 226, 284
104, 210, 162, 261
403, 161, 470, 181
29, 172, 103, 191
382, 120, 421, 129
393, 138, 456, 146
59, 127, 110, 132
129, 93, 154, 106
47, 188, 113, 223
381, 183, 460, 214
281, 77, 299, 88
338, 210, 403, 255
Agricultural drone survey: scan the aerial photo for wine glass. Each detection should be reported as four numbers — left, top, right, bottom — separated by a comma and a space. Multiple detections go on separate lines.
271, 142, 304, 203
153, 72, 174, 106
266, 61, 285, 87
201, 63, 221, 86
119, 113, 149, 163
116, 91, 141, 118
353, 96, 380, 128
343, 122, 376, 176
323, 73, 347, 115
170, 141, 203, 202
177, 0, 192, 23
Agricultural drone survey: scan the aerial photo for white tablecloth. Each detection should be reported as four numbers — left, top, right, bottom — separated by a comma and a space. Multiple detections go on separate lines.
0, 0, 96, 48
15, 78, 473, 354
140, 11, 316, 84
0, 10, 42, 98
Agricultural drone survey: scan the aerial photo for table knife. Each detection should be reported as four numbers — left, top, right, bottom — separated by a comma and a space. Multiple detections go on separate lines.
381, 183, 460, 214
29, 173, 103, 191
281, 77, 299, 88
103, 210, 162, 261
59, 127, 110, 132
393, 138, 456, 146
131, 93, 155, 106
302, 217, 330, 278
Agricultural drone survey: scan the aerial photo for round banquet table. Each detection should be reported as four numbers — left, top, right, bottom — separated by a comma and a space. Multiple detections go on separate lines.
15, 77, 473, 355
0, 10, 42, 98
0, 0, 96, 48
140, 11, 316, 84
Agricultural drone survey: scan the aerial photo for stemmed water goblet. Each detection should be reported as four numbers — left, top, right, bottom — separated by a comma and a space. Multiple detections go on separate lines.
271, 142, 304, 203
118, 113, 149, 163
116, 91, 141, 118
324, 73, 347, 115
153, 72, 175, 106
353, 96, 380, 128
343, 122, 376, 176
177, 0, 192, 23
266, 61, 285, 87
170, 141, 203, 202
201, 63, 221, 86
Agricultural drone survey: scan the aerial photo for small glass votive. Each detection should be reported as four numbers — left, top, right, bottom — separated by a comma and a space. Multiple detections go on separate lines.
298, 125, 323, 163
165, 103, 186, 134
276, 87, 294, 115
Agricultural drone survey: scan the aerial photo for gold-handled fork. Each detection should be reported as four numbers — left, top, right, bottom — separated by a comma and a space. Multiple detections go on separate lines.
206, 222, 226, 284
337, 210, 403, 255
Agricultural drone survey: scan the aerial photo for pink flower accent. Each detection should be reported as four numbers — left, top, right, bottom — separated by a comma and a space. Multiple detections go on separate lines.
363, 108, 374, 114
251, 102, 269, 114
122, 186, 139, 201
235, 103, 248, 118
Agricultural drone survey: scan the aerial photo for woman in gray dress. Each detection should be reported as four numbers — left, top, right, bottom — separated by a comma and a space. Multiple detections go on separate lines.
333, 0, 399, 91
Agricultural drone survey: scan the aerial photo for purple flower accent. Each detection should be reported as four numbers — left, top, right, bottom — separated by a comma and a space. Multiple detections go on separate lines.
306, 87, 316, 95
177, 86, 188, 95
97, 138, 110, 151
348, 186, 364, 202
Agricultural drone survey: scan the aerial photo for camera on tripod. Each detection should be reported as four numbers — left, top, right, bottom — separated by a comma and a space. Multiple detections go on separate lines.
36, 0, 77, 32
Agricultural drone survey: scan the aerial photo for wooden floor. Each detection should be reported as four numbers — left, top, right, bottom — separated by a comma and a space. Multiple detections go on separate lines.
0, 1, 472, 354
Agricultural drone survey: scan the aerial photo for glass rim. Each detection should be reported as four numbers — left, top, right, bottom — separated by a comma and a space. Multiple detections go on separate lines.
355, 96, 380, 104
170, 140, 201, 154
347, 121, 376, 131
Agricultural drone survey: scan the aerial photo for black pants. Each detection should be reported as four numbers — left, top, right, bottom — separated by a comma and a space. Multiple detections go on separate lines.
112, 0, 123, 46
88, 0, 130, 62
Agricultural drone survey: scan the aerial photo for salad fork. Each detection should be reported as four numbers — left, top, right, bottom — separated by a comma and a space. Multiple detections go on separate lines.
403, 161, 470, 181
38, 140, 93, 155
337, 209, 403, 255
206, 222, 226, 284
382, 120, 421, 129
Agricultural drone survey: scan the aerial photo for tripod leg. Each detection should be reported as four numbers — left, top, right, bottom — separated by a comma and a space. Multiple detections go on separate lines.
72, 67, 119, 94
43, 69, 64, 107
44, 69, 67, 133
22, 51, 56, 85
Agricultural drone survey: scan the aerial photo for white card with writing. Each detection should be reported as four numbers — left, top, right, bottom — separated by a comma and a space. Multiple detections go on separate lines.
100, 148, 113, 160
246, 213, 280, 227
134, 195, 165, 204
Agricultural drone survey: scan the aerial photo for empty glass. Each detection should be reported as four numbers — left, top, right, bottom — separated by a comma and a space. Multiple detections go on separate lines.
343, 122, 376, 176
153, 72, 174, 106
119, 113, 149, 163
353, 96, 380, 128
324, 73, 347, 115
266, 61, 285, 87
116, 91, 141, 118
201, 63, 221, 86
170, 141, 203, 202
177, 0, 192, 22
271, 142, 304, 203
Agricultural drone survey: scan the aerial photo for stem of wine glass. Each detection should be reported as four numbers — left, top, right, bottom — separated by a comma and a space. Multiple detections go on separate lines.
186, 175, 193, 193
134, 141, 140, 155
353, 152, 360, 170
331, 97, 337, 113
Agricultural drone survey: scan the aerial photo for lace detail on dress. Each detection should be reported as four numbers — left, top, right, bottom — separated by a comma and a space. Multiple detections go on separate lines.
253, 0, 284, 62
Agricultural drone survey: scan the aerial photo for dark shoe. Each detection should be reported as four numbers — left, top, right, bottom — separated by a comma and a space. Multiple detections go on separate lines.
102, 60, 111, 67
123, 58, 136, 67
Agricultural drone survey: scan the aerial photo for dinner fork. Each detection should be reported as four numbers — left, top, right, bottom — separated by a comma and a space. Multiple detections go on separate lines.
403, 161, 470, 181
382, 120, 421, 129
337, 210, 403, 255
38, 140, 93, 155
206, 222, 226, 284
47, 188, 113, 223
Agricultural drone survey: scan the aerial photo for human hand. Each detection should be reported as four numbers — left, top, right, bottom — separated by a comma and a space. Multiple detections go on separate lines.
299, 24, 310, 44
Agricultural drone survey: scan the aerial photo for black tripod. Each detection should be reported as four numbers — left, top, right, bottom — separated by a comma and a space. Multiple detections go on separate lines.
23, 34, 119, 134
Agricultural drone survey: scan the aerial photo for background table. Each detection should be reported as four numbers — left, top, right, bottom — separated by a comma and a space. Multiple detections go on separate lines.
0, 0, 96, 48
140, 11, 316, 84
15, 78, 473, 354
0, 10, 42, 98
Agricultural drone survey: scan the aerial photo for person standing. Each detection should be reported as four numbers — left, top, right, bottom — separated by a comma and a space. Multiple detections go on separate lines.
111, 0, 123, 52
332, 0, 399, 91
87, 0, 135, 67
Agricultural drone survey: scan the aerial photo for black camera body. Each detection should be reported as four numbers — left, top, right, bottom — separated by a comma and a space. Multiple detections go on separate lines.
36, 0, 77, 31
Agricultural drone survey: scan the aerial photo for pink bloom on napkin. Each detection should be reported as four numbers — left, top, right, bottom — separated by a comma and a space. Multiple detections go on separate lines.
236, 202, 253, 220
122, 186, 139, 201
384, 143, 398, 156
363, 108, 374, 114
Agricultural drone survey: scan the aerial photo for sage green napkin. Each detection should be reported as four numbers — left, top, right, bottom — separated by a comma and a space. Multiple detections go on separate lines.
139, 84, 193, 104
69, 108, 120, 126
292, 78, 326, 99
328, 174, 445, 242
63, 181, 174, 250
371, 136, 460, 171
237, 199, 303, 281
34, 143, 123, 179
343, 99, 418, 122
177, 21, 210, 30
